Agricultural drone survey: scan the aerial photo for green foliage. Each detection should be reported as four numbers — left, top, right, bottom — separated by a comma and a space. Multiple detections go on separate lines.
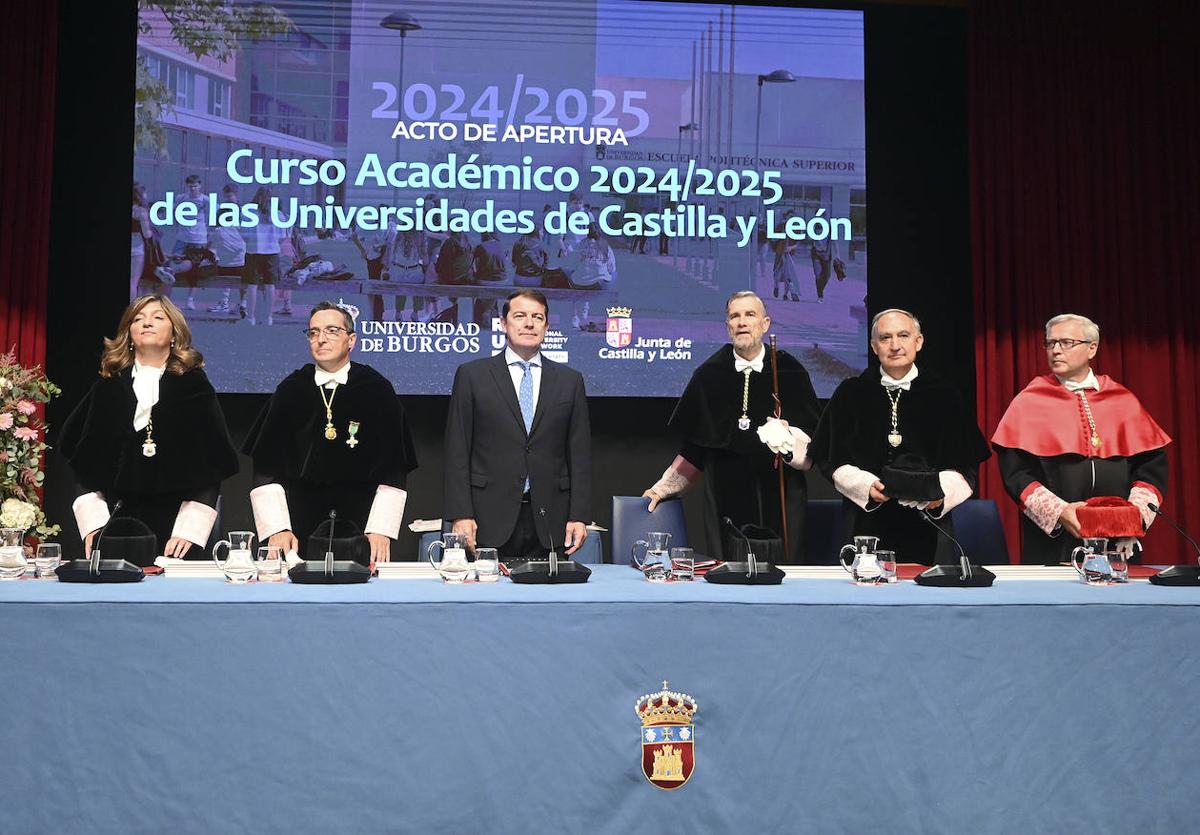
135, 1, 290, 154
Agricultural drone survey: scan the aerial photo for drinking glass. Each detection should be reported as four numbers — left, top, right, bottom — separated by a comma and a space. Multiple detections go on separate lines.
256, 546, 284, 582
1105, 547, 1130, 583
670, 547, 695, 582
876, 550, 898, 584
35, 543, 62, 580
474, 547, 500, 583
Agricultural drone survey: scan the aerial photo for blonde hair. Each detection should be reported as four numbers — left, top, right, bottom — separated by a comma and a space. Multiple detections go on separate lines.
100, 294, 204, 378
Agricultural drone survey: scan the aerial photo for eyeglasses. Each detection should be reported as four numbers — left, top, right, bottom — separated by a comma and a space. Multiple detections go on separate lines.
304, 326, 351, 341
1043, 338, 1093, 350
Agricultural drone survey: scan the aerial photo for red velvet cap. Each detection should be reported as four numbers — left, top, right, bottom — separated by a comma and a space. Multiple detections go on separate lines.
1076, 497, 1144, 539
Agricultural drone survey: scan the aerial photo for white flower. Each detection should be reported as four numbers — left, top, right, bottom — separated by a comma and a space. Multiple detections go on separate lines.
0, 377, 10, 391
0, 498, 38, 530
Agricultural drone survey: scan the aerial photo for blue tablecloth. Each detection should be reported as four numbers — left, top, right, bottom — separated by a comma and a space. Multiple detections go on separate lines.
3, 567, 1198, 834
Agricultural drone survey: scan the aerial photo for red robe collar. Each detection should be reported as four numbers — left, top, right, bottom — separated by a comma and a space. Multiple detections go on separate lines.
991, 374, 1170, 457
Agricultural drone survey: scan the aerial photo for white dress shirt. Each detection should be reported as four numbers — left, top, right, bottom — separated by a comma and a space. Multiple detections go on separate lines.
734, 346, 765, 373
505, 346, 543, 412
1057, 368, 1099, 392
131, 360, 166, 431
314, 360, 351, 388
880, 364, 919, 390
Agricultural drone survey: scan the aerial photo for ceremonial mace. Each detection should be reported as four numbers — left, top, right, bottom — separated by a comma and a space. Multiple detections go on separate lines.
769, 334, 789, 560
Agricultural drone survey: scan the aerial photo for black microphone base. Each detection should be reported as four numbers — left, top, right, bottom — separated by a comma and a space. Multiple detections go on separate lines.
55, 559, 145, 583
1148, 565, 1200, 586
704, 562, 785, 585
508, 560, 591, 584
914, 564, 996, 588
288, 561, 372, 584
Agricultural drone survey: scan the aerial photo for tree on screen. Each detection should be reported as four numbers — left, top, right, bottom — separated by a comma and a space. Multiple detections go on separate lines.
135, 0, 289, 153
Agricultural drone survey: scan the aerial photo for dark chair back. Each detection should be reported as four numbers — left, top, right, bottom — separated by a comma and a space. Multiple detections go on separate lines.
611, 496, 688, 565
950, 499, 1010, 565
802, 499, 846, 565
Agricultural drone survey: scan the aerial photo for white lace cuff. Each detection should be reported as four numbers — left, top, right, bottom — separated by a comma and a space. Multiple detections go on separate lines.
72, 492, 110, 540
833, 464, 881, 511
1022, 484, 1067, 535
250, 483, 291, 540
170, 501, 219, 547
365, 485, 408, 539
927, 471, 973, 518
649, 455, 700, 501
1127, 485, 1158, 531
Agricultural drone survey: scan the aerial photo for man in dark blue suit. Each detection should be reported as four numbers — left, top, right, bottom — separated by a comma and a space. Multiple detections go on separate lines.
444, 289, 592, 560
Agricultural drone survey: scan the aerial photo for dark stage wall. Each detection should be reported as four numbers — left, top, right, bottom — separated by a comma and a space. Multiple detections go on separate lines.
42, 1, 970, 561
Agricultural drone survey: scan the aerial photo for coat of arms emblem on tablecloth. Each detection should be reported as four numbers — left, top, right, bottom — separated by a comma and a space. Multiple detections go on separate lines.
636, 680, 697, 790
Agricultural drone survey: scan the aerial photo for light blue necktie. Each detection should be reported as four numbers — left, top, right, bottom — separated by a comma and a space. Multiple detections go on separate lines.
517, 360, 535, 433
516, 360, 535, 492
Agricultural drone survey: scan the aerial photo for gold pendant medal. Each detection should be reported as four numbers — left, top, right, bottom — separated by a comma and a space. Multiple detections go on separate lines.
318, 381, 339, 441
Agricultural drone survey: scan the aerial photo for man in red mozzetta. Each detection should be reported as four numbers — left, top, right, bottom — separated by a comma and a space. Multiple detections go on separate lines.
992, 314, 1171, 564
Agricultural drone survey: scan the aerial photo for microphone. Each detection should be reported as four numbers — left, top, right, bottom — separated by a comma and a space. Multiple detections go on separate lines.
914, 511, 995, 587
723, 516, 758, 577
703, 518, 784, 584
286, 508, 370, 585
540, 508, 558, 577
325, 510, 337, 577
1146, 502, 1200, 586
506, 508, 591, 584
56, 498, 144, 583
921, 511, 972, 580
90, 499, 124, 575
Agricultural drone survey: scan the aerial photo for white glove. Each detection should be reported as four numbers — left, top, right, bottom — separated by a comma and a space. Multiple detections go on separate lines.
756, 418, 795, 456
898, 499, 930, 510
1112, 537, 1142, 559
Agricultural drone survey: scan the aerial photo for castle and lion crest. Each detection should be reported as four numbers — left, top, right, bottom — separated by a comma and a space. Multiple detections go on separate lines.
606, 306, 633, 348
635, 680, 697, 790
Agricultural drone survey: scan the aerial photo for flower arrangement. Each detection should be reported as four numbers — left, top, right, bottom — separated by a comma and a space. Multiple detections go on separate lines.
0, 350, 60, 538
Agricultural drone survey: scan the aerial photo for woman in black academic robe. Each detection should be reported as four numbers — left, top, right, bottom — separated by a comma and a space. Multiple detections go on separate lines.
57, 294, 239, 563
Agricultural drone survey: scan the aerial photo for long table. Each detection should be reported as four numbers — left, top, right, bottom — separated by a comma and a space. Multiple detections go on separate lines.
3, 567, 1198, 833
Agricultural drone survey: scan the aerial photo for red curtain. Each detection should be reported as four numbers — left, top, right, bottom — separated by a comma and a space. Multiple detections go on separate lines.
970, 0, 1200, 562
0, 1, 58, 368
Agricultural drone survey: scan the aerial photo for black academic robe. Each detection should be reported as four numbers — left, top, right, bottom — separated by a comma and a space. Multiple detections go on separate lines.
56, 367, 239, 562
668, 344, 821, 564
243, 362, 417, 552
810, 369, 991, 565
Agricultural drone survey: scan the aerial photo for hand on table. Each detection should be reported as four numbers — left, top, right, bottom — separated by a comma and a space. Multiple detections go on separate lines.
268, 530, 299, 557
162, 536, 196, 559
564, 521, 588, 556
451, 518, 477, 551
367, 533, 392, 562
